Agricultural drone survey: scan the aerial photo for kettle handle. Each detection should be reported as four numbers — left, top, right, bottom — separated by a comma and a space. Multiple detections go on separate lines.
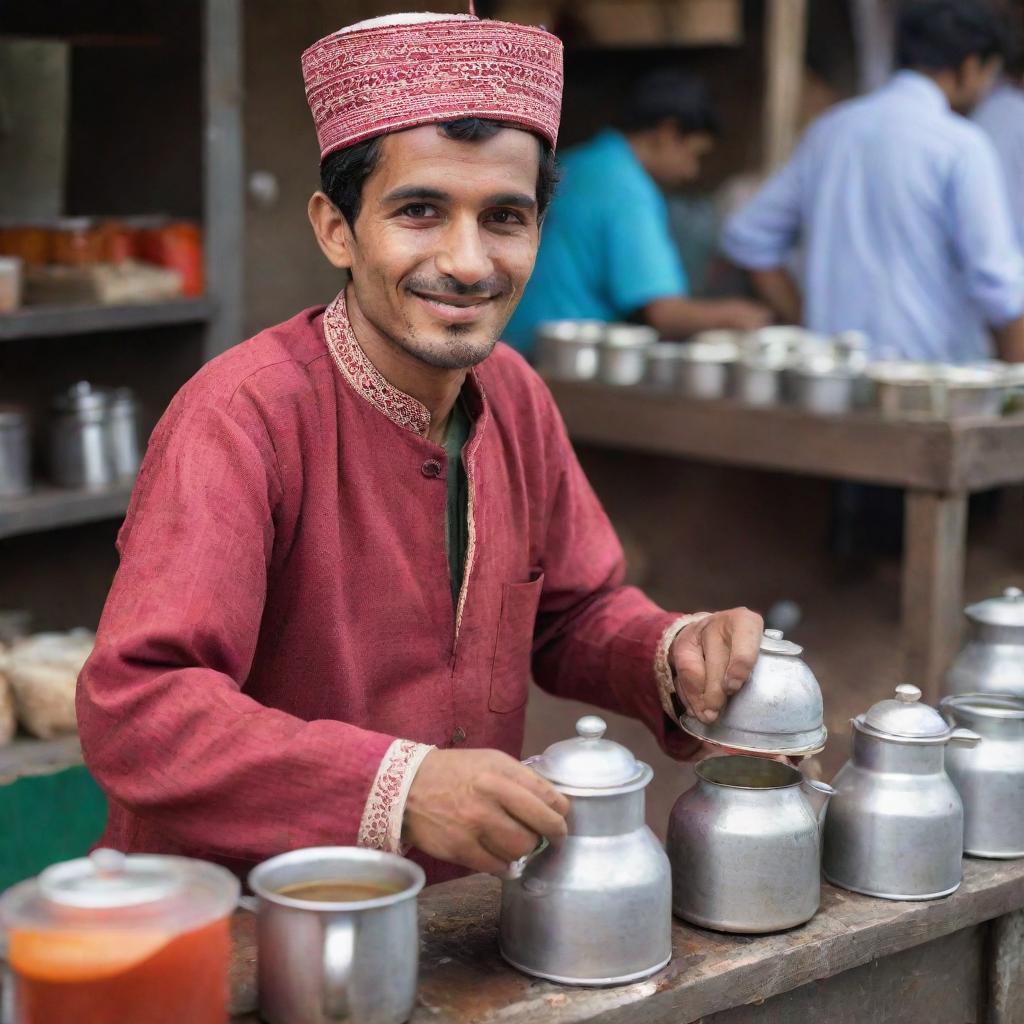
948, 727, 981, 748
322, 915, 354, 1020
500, 836, 550, 881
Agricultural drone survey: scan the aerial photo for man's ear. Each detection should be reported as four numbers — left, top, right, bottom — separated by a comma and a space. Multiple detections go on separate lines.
308, 191, 354, 270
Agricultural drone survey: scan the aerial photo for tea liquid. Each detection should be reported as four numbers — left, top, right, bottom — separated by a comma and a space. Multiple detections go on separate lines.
9, 916, 230, 1024
277, 879, 400, 902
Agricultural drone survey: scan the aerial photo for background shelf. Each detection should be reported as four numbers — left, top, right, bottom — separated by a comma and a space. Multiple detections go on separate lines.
0, 482, 134, 541
0, 298, 213, 342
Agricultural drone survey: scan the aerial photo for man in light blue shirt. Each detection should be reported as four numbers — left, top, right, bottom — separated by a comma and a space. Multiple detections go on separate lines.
722, 0, 1024, 364
973, 54, 1024, 253
505, 70, 770, 356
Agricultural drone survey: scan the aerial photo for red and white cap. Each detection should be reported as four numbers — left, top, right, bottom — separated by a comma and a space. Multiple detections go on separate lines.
301, 11, 564, 160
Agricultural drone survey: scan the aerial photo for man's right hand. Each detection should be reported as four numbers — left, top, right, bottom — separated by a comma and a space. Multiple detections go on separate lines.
403, 748, 570, 875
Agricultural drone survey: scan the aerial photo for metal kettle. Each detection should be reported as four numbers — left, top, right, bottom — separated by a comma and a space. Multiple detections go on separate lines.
499, 716, 671, 986
823, 684, 980, 900
941, 693, 1024, 859
945, 587, 1024, 699
667, 754, 834, 933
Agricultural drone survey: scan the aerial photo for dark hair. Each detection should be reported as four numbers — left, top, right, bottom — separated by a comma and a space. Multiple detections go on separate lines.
320, 118, 558, 229
617, 69, 720, 137
895, 0, 1007, 70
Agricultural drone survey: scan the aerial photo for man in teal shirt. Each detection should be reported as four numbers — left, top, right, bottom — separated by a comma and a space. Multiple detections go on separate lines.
505, 70, 770, 355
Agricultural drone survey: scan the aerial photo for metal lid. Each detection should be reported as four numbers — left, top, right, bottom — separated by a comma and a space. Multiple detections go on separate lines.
760, 627, 802, 656
531, 716, 645, 789
941, 692, 1024, 721
604, 324, 658, 347
38, 849, 184, 909
53, 381, 109, 414
965, 587, 1024, 628
860, 684, 950, 739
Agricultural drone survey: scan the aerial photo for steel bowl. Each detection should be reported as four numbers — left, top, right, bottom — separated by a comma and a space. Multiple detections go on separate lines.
677, 341, 738, 400
785, 357, 866, 415
868, 362, 1008, 419
597, 325, 657, 386
643, 343, 685, 389
536, 320, 605, 382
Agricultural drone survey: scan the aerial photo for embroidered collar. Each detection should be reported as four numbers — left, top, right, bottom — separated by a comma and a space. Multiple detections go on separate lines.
322, 289, 487, 438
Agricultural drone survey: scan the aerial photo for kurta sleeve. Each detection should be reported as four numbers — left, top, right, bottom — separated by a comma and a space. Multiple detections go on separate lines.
76, 389, 409, 864
530, 396, 700, 759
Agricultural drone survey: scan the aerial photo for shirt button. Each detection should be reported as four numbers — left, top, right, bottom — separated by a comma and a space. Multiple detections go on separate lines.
451, 726, 467, 745
421, 459, 442, 478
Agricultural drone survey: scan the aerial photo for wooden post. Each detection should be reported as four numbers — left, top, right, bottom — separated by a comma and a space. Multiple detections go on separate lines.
988, 910, 1024, 1024
901, 490, 967, 704
764, 0, 809, 170
203, 0, 244, 360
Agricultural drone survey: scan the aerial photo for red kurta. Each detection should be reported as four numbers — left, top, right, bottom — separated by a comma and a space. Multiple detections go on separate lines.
77, 292, 694, 885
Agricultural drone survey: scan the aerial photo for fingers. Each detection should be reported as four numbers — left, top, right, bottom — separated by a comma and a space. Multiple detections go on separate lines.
476, 809, 542, 863
505, 761, 571, 819
723, 610, 764, 695
698, 621, 731, 724
672, 623, 709, 720
488, 773, 569, 842
451, 839, 509, 876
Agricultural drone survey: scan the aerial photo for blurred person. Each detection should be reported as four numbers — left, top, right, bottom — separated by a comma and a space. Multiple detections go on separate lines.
723, 0, 1024, 364
504, 69, 771, 356
973, 36, 1024, 250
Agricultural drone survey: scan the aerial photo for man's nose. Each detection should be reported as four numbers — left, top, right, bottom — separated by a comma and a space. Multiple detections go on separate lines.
434, 215, 494, 286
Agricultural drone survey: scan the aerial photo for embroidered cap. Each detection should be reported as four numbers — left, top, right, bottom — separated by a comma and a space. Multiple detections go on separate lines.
301, 11, 564, 160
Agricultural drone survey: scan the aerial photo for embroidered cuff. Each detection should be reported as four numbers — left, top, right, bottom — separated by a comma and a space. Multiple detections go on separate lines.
357, 739, 435, 854
655, 612, 712, 722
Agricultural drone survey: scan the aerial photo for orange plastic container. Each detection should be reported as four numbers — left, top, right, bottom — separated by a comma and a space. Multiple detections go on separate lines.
1, 850, 238, 1024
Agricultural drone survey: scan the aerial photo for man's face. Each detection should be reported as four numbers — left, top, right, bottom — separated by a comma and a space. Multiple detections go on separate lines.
650, 128, 715, 189
333, 125, 541, 370
952, 54, 1003, 113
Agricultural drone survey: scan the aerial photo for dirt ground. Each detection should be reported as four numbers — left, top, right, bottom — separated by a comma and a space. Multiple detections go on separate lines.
522, 447, 1024, 839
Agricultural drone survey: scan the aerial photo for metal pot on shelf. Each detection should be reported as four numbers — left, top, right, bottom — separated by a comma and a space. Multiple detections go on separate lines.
679, 629, 828, 757
0, 406, 31, 498
499, 715, 672, 986
536, 320, 604, 382
50, 382, 115, 489
103, 387, 142, 481
941, 693, 1024, 859
597, 324, 657, 386
677, 340, 738, 400
823, 684, 980, 900
945, 586, 1024, 699
667, 755, 834, 933
643, 342, 685, 389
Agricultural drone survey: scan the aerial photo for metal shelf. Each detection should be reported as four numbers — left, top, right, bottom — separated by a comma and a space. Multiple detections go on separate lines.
0, 297, 213, 342
0, 482, 134, 541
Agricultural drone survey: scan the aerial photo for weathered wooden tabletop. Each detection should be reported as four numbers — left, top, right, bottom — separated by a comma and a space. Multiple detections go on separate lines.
230, 857, 1024, 1024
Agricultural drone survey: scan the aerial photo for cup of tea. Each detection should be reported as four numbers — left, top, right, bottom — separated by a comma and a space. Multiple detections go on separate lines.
248, 847, 425, 1024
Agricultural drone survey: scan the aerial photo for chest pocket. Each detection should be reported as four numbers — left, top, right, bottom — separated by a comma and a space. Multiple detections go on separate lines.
489, 572, 545, 714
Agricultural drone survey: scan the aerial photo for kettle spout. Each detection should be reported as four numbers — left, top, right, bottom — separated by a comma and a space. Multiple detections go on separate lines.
801, 778, 835, 828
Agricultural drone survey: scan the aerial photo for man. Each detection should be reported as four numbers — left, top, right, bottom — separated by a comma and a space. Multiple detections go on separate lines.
77, 12, 763, 886
722, 0, 1024, 364
503, 69, 771, 356
973, 43, 1024, 251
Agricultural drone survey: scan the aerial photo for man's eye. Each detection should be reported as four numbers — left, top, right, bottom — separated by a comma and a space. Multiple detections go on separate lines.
488, 209, 525, 225
400, 204, 438, 218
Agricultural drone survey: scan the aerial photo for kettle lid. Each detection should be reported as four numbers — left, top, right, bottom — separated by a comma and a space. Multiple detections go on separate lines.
531, 716, 646, 789
965, 586, 1024, 628
859, 684, 951, 739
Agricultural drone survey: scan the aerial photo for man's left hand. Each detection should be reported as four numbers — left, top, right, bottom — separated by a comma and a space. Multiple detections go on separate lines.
670, 608, 764, 725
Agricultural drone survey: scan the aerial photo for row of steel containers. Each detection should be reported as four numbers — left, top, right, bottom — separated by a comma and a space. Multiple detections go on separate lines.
537, 320, 1024, 418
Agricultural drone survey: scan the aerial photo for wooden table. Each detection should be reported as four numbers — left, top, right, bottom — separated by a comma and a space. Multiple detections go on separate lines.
230, 858, 1024, 1024
546, 380, 1024, 703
